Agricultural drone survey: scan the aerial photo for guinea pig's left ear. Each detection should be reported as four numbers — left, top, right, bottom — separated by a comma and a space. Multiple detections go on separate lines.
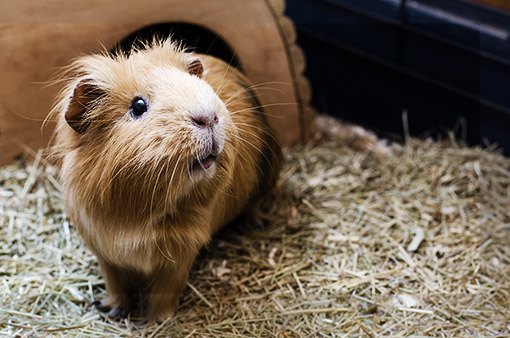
188, 57, 204, 78
65, 79, 104, 134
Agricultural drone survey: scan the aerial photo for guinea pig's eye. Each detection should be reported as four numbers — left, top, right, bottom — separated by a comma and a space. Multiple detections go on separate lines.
129, 97, 148, 118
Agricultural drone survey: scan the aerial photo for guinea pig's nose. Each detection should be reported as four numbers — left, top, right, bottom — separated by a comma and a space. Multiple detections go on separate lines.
192, 112, 218, 128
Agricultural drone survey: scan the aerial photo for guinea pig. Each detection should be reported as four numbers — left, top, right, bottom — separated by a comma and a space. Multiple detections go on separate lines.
50, 39, 282, 322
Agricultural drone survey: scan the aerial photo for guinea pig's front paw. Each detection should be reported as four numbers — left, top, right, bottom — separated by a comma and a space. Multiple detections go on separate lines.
89, 299, 110, 312
106, 306, 130, 320
90, 299, 131, 320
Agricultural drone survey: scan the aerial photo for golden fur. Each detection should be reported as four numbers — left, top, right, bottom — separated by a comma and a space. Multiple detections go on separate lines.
50, 40, 282, 322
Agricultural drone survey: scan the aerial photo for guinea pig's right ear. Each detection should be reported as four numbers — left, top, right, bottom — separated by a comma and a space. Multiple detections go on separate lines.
187, 57, 204, 78
65, 79, 104, 134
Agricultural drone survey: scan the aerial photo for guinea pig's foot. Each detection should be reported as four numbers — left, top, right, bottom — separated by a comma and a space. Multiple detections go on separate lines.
106, 306, 130, 320
91, 299, 131, 320
90, 299, 111, 313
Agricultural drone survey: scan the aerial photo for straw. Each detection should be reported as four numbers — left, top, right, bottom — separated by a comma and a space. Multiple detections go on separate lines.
1, 133, 509, 336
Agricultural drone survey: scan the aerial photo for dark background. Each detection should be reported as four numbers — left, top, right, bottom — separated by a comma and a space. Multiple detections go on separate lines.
285, 0, 510, 154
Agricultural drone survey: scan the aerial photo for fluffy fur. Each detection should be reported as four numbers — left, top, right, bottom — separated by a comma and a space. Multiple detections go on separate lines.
50, 40, 282, 322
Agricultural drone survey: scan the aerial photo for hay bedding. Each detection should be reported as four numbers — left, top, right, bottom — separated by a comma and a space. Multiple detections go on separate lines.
1, 136, 509, 337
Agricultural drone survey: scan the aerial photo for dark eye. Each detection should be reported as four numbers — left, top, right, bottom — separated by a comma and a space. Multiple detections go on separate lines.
130, 97, 148, 118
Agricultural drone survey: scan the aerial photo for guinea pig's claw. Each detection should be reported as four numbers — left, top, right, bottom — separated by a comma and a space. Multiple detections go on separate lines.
90, 299, 131, 320
106, 306, 129, 320
89, 299, 112, 313
88, 300, 103, 310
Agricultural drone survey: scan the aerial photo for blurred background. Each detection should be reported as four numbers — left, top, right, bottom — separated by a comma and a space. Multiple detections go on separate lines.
286, 0, 510, 154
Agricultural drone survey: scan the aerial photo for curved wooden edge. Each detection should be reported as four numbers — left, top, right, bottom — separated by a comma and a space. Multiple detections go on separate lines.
266, 0, 316, 144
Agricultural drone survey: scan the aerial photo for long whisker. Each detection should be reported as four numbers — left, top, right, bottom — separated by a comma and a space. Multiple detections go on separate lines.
216, 62, 238, 96
163, 152, 183, 216
155, 238, 177, 264
162, 154, 173, 216
229, 133, 267, 161
234, 122, 282, 146
100, 153, 141, 198
148, 155, 170, 223
215, 40, 242, 94
226, 80, 293, 96
223, 84, 289, 106
224, 89, 288, 108
229, 102, 301, 117
233, 126, 280, 177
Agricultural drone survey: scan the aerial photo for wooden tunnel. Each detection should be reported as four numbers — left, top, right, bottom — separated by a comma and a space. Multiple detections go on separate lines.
0, 0, 314, 165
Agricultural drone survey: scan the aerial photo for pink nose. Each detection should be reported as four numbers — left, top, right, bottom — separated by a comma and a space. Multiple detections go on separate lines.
192, 112, 218, 128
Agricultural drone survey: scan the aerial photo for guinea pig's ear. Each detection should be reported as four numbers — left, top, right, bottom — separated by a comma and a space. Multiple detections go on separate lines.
65, 79, 104, 134
187, 57, 204, 78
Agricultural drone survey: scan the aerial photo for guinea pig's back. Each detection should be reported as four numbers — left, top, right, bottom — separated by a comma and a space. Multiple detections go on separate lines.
200, 55, 282, 230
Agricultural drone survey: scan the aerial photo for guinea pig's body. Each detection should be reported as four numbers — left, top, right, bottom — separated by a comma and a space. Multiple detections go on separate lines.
51, 40, 281, 322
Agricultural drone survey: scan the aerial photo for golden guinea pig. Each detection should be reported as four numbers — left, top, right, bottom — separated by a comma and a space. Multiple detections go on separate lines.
50, 40, 282, 322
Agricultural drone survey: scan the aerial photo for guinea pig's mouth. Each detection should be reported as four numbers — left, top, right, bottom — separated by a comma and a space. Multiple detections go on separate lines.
193, 154, 217, 171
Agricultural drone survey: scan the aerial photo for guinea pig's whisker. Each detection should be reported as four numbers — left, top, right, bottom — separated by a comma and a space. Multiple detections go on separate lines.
163, 153, 182, 217
213, 41, 240, 93
229, 102, 300, 118
223, 88, 252, 106
233, 122, 282, 146
169, 154, 183, 187
235, 132, 279, 172
145, 150, 166, 179
241, 80, 293, 89
230, 129, 279, 175
192, 146, 206, 173
186, 154, 195, 181
232, 126, 270, 148
134, 146, 170, 206
101, 153, 144, 198
233, 153, 248, 174
225, 81, 290, 96
223, 81, 291, 106
229, 133, 262, 156
226, 93, 284, 109
155, 238, 176, 264
224, 85, 288, 106
216, 62, 238, 95
186, 162, 192, 181
149, 160, 168, 221
162, 156, 173, 216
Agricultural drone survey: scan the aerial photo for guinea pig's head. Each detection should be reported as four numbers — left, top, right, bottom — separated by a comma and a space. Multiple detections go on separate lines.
54, 41, 238, 220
